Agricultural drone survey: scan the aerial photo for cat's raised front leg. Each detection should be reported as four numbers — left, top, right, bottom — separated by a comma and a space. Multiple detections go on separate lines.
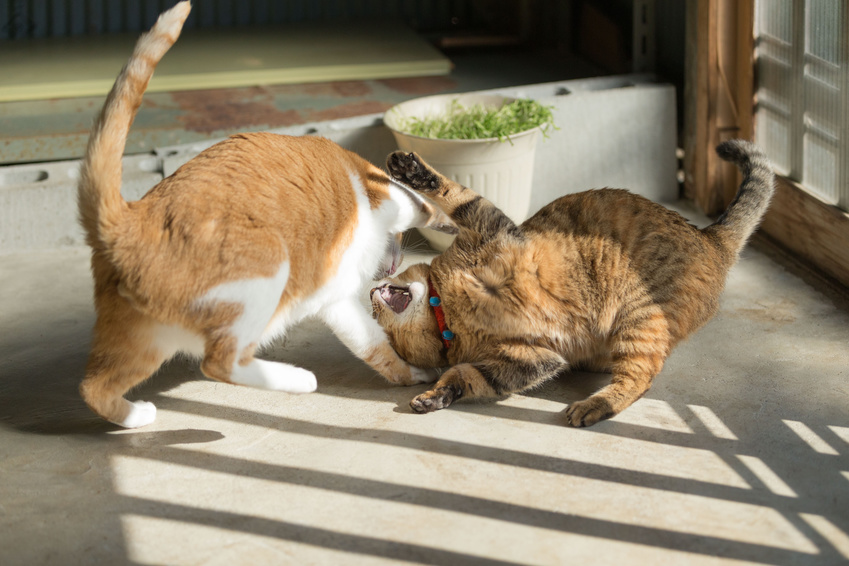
320, 298, 436, 385
387, 151, 522, 242
411, 343, 566, 412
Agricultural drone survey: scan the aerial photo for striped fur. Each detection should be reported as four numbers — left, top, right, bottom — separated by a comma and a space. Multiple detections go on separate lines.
373, 142, 775, 427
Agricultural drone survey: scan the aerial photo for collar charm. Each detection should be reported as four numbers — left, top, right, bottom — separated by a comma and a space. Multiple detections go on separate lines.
428, 282, 453, 349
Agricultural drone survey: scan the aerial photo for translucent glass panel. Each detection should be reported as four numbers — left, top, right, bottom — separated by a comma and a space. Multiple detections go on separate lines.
755, 0, 847, 209
807, 0, 841, 64
758, 0, 794, 43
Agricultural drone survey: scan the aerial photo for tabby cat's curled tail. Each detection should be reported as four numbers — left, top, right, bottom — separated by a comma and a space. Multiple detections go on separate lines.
707, 139, 776, 258
77, 1, 191, 249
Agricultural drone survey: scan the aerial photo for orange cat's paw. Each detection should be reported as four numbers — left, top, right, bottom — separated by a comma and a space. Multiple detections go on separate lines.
563, 397, 616, 427
114, 400, 157, 429
410, 386, 458, 413
387, 152, 440, 192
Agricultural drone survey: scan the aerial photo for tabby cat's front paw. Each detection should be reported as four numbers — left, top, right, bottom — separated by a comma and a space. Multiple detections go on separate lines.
410, 386, 457, 413
387, 151, 440, 192
563, 396, 616, 428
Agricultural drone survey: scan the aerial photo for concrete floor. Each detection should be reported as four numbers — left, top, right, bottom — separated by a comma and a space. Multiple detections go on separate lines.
1, 221, 849, 565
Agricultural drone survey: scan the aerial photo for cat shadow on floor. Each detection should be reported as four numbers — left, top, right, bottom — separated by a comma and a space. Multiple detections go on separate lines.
0, 305, 404, 435
0, 318, 199, 435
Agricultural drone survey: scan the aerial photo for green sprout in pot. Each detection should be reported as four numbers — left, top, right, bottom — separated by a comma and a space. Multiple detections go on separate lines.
399, 99, 557, 143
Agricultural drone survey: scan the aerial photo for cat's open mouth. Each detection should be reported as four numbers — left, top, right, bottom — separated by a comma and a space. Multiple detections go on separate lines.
371, 284, 411, 314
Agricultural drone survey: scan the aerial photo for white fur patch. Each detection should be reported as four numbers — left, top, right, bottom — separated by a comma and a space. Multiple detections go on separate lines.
270, 172, 387, 330
385, 180, 434, 232
320, 298, 390, 357
231, 359, 317, 393
113, 400, 157, 429
408, 281, 426, 303
343, 171, 389, 284
200, 261, 291, 355
410, 366, 439, 383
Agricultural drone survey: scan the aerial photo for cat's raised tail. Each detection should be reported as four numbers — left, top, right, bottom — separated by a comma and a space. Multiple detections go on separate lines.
77, 1, 191, 250
707, 139, 776, 258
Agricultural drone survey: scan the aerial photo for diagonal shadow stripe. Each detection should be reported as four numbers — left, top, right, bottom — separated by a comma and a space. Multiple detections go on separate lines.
158, 396, 849, 526
454, 403, 849, 466
120, 495, 523, 566
125, 445, 836, 566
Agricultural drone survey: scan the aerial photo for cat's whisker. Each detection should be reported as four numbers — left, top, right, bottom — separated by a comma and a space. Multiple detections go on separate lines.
400, 233, 437, 255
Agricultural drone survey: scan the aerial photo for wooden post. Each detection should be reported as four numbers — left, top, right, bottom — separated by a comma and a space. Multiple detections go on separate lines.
683, 0, 712, 209
727, 0, 755, 205
684, 0, 754, 216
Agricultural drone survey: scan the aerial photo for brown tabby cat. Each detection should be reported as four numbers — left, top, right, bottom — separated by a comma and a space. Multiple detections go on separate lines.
371, 140, 775, 426
77, 1, 454, 428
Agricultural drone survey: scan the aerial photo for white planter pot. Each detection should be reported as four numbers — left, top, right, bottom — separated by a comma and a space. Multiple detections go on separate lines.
384, 93, 540, 251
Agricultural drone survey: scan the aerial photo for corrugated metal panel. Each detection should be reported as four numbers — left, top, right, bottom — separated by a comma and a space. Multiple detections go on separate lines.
0, 0, 479, 39
755, 0, 847, 210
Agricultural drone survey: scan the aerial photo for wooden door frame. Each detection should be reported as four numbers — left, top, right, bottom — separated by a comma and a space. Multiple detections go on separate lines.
684, 0, 849, 288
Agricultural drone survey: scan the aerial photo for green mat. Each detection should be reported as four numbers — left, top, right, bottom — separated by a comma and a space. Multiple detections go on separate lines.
0, 22, 452, 102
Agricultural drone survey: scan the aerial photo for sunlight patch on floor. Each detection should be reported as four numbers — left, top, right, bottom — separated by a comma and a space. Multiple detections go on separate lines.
735, 455, 798, 497
783, 420, 840, 455
149, 397, 751, 490
110, 430, 820, 559
605, 398, 694, 434
799, 514, 849, 560
564, 434, 751, 489
688, 404, 739, 440
828, 425, 849, 446
119, 514, 403, 566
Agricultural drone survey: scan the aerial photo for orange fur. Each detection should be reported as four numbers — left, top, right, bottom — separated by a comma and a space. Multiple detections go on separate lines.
77, 2, 452, 428
373, 142, 775, 426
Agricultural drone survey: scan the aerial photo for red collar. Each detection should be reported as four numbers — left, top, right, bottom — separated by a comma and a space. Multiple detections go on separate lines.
428, 279, 454, 349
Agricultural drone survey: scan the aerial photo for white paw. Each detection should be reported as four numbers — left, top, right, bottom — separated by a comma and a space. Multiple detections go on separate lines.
115, 400, 157, 429
232, 360, 317, 394
410, 366, 439, 384
277, 366, 318, 394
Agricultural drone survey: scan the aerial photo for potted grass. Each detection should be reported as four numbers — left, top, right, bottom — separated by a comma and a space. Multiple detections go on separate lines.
384, 93, 555, 251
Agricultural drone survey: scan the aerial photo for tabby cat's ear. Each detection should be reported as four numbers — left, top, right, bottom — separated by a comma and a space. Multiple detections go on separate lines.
421, 200, 459, 234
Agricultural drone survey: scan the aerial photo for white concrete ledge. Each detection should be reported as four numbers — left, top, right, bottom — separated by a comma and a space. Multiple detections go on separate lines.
0, 75, 677, 253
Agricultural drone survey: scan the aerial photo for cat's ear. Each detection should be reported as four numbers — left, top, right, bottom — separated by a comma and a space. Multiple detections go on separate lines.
421, 200, 459, 234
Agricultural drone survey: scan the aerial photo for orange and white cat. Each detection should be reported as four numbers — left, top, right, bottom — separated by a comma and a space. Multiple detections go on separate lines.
77, 1, 452, 428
